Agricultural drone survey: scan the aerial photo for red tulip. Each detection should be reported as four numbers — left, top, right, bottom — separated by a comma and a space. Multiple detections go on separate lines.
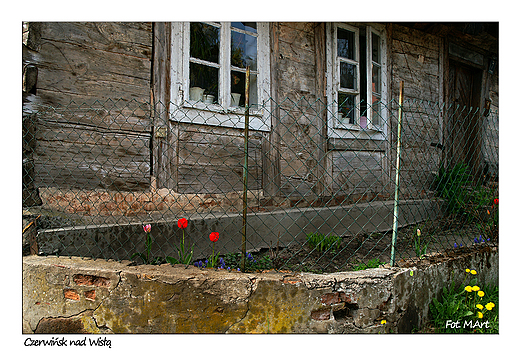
493, 198, 498, 205
143, 224, 151, 233
209, 232, 219, 242
178, 218, 188, 229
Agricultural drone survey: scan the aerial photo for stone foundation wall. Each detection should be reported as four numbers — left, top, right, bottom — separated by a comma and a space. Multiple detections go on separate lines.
23, 246, 498, 334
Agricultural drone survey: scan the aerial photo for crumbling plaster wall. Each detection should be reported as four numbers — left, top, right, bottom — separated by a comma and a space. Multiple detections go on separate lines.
23, 246, 497, 334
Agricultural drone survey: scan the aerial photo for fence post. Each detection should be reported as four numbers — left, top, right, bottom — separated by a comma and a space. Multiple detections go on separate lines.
241, 66, 251, 270
390, 81, 404, 266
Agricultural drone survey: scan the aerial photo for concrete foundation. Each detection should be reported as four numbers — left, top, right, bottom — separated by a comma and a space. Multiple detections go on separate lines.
36, 199, 444, 260
23, 245, 497, 334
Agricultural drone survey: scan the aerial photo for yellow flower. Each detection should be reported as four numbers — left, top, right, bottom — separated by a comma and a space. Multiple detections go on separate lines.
381, 320, 387, 325
410, 270, 414, 277
477, 291, 485, 297
465, 286, 473, 293
472, 286, 480, 291
466, 269, 471, 273
470, 270, 477, 275
477, 312, 483, 319
476, 304, 484, 310
485, 302, 495, 311
417, 229, 421, 237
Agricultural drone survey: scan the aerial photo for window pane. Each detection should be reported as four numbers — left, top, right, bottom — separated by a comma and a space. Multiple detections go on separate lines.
231, 31, 258, 71
231, 70, 257, 107
340, 62, 357, 90
372, 64, 381, 94
338, 92, 356, 124
372, 33, 381, 63
231, 22, 257, 33
190, 22, 220, 64
337, 28, 355, 60
371, 96, 381, 125
190, 62, 219, 102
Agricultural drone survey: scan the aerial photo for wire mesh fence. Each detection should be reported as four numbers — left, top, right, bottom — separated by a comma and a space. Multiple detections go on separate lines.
22, 94, 499, 273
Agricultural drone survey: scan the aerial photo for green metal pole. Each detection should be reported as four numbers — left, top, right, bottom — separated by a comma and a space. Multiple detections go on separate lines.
390, 81, 404, 266
241, 66, 250, 271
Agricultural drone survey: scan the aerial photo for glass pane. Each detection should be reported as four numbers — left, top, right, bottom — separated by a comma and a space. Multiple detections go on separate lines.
371, 96, 381, 125
372, 64, 381, 94
231, 70, 257, 107
231, 22, 257, 33
190, 62, 219, 102
340, 62, 357, 90
338, 92, 356, 124
372, 33, 381, 63
190, 22, 220, 64
231, 31, 257, 71
337, 28, 355, 60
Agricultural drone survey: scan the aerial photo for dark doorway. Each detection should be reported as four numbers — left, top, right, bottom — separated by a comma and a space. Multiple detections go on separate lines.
447, 59, 483, 181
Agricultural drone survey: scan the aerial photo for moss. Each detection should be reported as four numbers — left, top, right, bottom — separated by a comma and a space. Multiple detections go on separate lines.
94, 273, 249, 333
227, 280, 318, 333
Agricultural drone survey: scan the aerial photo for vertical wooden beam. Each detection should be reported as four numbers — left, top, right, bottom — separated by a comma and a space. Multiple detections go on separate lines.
151, 22, 173, 190
313, 22, 330, 197
263, 23, 281, 197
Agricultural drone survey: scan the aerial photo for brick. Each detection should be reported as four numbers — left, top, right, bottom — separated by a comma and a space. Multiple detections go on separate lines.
73, 274, 110, 288
84, 290, 96, 301
64, 288, 80, 301
311, 309, 331, 321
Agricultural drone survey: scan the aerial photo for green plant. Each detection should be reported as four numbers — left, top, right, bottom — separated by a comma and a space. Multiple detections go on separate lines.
429, 268, 498, 333
166, 218, 194, 265
222, 252, 272, 272
413, 228, 429, 259
207, 231, 220, 268
131, 224, 164, 265
306, 233, 342, 253
434, 163, 472, 215
352, 258, 386, 271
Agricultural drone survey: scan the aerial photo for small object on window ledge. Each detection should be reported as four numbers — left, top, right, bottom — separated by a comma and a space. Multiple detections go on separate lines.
189, 87, 205, 101
203, 95, 214, 104
360, 116, 367, 129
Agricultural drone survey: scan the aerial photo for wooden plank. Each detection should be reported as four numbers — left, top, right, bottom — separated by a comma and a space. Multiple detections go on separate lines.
176, 125, 264, 194
314, 22, 329, 196
36, 98, 151, 133
263, 23, 282, 197
331, 151, 384, 195
37, 40, 151, 84
152, 22, 173, 189
34, 121, 150, 191
40, 22, 152, 59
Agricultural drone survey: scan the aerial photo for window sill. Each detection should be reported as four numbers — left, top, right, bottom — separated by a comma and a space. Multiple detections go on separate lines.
170, 101, 270, 131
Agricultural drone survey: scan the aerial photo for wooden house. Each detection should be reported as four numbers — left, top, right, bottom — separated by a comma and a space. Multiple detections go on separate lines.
22, 22, 498, 209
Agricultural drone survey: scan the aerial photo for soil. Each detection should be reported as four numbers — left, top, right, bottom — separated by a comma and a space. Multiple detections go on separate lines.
251, 216, 498, 273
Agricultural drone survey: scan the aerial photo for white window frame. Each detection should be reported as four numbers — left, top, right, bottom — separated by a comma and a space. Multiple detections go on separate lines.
326, 23, 388, 140
170, 22, 271, 131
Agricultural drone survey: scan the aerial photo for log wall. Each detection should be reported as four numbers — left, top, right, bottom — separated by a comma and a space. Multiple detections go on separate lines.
27, 22, 153, 191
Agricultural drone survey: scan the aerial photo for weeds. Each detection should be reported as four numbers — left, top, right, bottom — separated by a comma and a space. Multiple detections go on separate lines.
351, 258, 386, 271
306, 233, 342, 253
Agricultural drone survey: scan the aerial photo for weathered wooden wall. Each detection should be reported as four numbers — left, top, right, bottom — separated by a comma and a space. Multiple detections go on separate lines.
27, 22, 153, 191
275, 23, 328, 198
388, 24, 444, 197
25, 22, 498, 202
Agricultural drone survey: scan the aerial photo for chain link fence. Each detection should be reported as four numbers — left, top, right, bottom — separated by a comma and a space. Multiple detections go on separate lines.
22, 95, 498, 273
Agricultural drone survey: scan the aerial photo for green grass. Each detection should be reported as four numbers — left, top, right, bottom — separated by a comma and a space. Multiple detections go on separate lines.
306, 233, 342, 253
351, 258, 386, 271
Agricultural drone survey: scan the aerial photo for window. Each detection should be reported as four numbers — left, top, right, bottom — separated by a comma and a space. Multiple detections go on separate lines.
326, 23, 387, 138
170, 22, 271, 131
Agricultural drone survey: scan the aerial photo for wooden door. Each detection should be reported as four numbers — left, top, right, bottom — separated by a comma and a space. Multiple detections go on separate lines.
447, 60, 483, 180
